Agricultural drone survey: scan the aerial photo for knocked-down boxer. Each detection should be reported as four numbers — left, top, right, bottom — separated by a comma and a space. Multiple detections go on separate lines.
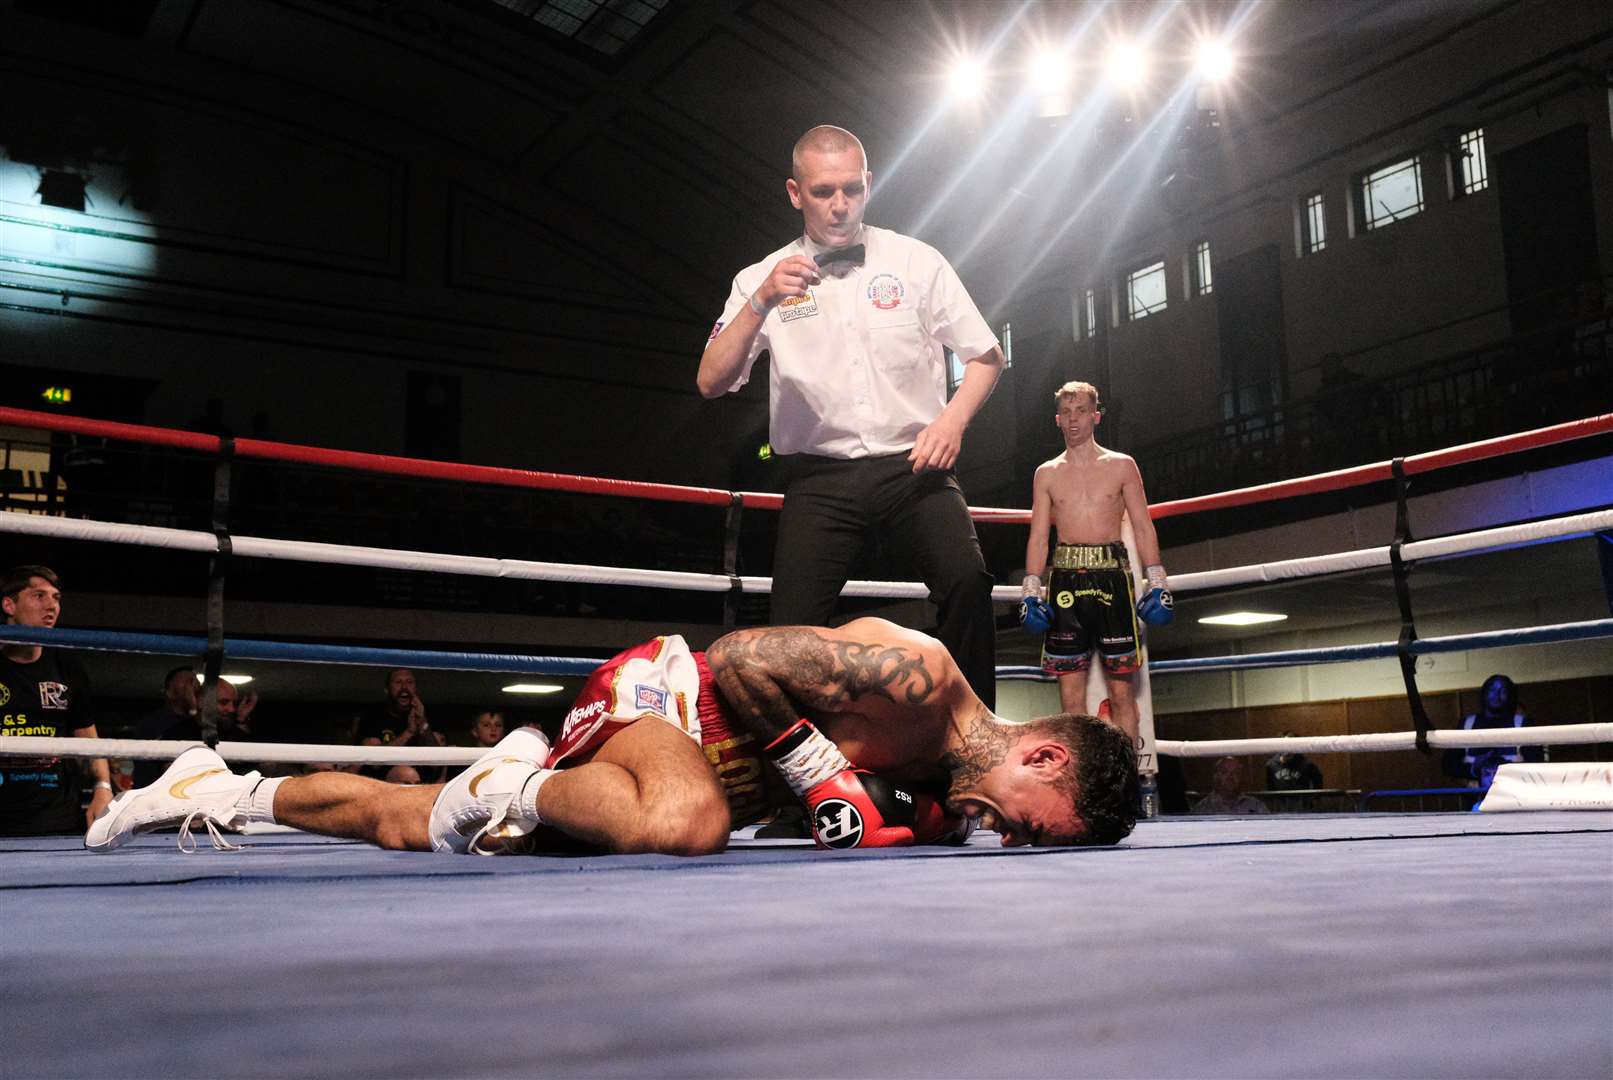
86, 618, 1138, 855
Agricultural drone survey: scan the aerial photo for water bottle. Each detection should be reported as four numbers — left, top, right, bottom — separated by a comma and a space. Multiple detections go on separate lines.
1138, 771, 1160, 819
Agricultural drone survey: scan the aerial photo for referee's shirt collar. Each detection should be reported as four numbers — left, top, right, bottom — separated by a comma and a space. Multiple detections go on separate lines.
801, 225, 867, 262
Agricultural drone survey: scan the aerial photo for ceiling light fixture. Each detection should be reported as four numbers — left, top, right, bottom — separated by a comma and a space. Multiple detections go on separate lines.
1198, 612, 1288, 627
1105, 39, 1149, 89
1194, 37, 1235, 81
948, 57, 986, 101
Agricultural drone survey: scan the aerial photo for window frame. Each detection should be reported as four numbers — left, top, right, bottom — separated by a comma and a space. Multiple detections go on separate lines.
1300, 191, 1326, 255
1356, 153, 1425, 231
1191, 240, 1213, 297
1124, 259, 1168, 322
1456, 127, 1488, 196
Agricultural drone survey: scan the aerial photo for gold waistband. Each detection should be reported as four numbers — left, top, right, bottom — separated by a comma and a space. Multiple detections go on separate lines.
1051, 543, 1128, 570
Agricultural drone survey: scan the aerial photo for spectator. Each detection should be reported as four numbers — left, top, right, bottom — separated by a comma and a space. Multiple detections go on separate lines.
133, 665, 199, 787
1266, 733, 1324, 790
696, 124, 1004, 707
0, 564, 111, 835
355, 668, 445, 784
466, 709, 505, 749
1443, 673, 1542, 787
216, 679, 259, 742
1193, 756, 1270, 815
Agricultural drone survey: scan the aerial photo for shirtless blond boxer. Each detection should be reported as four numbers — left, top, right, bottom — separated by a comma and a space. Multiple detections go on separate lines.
86, 618, 1138, 855
1021, 382, 1173, 746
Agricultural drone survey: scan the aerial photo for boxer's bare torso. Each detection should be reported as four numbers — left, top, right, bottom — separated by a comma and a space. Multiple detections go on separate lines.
1035, 445, 1137, 546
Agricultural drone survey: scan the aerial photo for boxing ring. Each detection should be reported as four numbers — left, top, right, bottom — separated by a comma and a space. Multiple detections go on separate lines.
2, 407, 1611, 1078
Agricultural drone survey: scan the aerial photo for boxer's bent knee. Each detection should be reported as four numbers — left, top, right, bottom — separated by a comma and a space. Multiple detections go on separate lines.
635, 781, 731, 856
595, 716, 732, 856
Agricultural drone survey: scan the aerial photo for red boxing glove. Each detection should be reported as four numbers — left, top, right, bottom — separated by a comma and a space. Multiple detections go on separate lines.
767, 719, 921, 850
804, 769, 923, 850
911, 792, 975, 846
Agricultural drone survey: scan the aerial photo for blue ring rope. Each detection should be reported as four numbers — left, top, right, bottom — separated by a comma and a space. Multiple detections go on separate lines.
998, 617, 1613, 678
5, 618, 1611, 682
0, 627, 606, 677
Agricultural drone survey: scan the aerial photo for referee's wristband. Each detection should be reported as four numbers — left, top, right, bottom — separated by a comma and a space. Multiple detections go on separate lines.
93, 781, 112, 791
748, 292, 768, 316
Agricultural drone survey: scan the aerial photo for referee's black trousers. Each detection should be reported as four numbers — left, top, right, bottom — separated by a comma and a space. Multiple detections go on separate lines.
769, 451, 997, 709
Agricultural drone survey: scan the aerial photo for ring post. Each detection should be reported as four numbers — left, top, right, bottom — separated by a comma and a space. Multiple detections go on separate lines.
1389, 457, 1433, 752
722, 491, 744, 627
201, 436, 234, 748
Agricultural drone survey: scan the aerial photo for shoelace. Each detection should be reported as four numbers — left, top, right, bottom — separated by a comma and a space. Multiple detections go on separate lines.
176, 811, 241, 855
466, 820, 501, 856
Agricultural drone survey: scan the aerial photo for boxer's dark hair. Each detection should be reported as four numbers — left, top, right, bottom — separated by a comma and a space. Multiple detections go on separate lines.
2, 564, 59, 598
1029, 712, 1138, 845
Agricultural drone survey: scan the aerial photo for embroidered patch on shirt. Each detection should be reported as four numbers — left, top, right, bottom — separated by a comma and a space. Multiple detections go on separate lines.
777, 291, 819, 322
37, 682, 70, 709
866, 274, 905, 310
708, 320, 724, 342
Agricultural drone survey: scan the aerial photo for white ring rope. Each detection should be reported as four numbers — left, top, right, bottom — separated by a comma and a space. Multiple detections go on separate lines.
0, 736, 483, 766
1154, 724, 1613, 759
1162, 507, 1613, 594
3, 505, 1610, 602
4, 724, 1608, 766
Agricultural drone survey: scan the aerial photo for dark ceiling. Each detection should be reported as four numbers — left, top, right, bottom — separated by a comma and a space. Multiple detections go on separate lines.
8, 0, 1496, 345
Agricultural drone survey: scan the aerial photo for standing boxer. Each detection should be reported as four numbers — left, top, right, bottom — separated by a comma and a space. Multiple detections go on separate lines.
697, 125, 1004, 708
88, 619, 1138, 855
1020, 382, 1173, 747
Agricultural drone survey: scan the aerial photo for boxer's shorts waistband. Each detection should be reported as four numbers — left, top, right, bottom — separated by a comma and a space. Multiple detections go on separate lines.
1052, 542, 1128, 570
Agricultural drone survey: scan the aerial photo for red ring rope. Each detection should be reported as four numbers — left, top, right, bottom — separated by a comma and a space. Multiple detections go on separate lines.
1, 407, 1606, 521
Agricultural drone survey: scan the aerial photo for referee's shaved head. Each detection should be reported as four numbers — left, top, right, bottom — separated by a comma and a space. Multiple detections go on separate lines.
792, 125, 867, 179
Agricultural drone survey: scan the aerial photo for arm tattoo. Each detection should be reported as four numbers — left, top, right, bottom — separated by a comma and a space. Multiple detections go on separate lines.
707, 627, 938, 743
941, 703, 1014, 795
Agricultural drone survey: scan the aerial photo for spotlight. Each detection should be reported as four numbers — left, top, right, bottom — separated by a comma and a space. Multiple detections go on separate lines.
1194, 37, 1235, 81
1105, 39, 1149, 89
1029, 50, 1068, 92
948, 57, 986, 101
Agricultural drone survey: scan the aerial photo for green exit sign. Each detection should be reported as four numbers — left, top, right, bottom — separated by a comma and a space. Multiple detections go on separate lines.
41, 387, 72, 405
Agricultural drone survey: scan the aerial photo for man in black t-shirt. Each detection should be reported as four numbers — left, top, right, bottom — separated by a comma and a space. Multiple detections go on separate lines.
355, 668, 446, 784
1265, 732, 1324, 791
0, 565, 110, 835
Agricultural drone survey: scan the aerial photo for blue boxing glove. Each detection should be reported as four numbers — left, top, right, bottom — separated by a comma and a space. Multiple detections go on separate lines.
1137, 564, 1175, 626
1019, 574, 1052, 635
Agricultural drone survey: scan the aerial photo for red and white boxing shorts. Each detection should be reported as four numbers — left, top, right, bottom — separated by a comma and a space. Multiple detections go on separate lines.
548, 635, 773, 827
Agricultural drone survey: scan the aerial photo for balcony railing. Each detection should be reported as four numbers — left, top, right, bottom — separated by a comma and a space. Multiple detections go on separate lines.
1135, 315, 1613, 501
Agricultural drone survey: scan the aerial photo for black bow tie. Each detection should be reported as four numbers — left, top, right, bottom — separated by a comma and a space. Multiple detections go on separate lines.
814, 244, 865, 268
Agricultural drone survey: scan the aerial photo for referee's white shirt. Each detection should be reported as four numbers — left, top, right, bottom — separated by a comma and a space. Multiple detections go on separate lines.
713, 225, 999, 459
